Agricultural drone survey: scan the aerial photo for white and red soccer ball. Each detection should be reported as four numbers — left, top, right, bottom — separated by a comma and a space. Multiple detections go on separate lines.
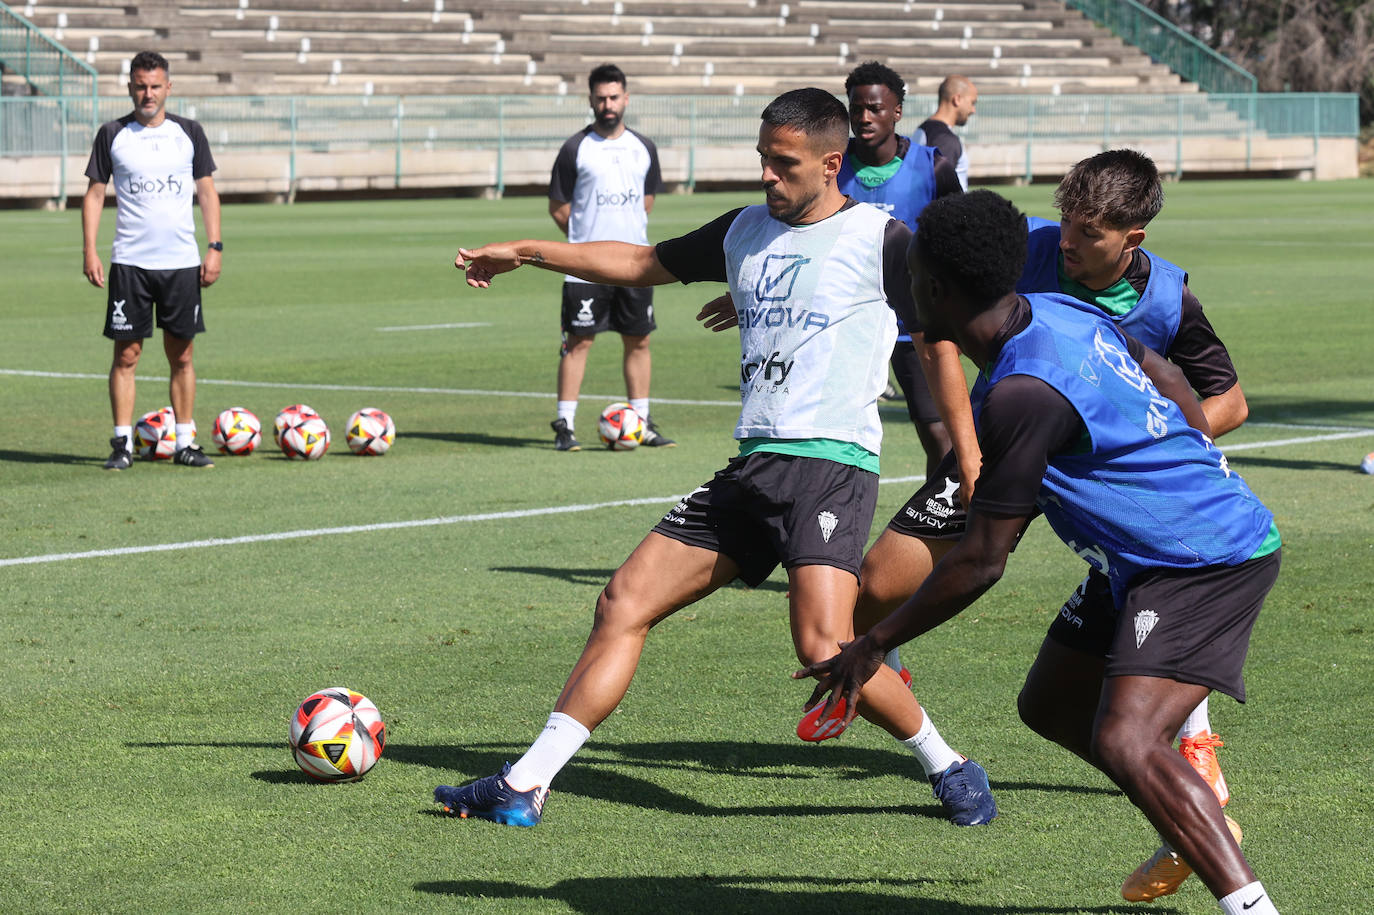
134, 406, 176, 460
274, 404, 319, 448
211, 407, 261, 456
598, 402, 644, 451
281, 414, 330, 460
289, 688, 386, 782
345, 408, 395, 456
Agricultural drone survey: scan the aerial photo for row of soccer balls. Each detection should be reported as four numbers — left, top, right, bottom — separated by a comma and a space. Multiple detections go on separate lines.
133, 404, 395, 460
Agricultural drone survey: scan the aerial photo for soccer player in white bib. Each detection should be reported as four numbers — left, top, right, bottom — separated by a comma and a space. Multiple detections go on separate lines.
547, 64, 670, 451
83, 50, 222, 469
437, 88, 995, 828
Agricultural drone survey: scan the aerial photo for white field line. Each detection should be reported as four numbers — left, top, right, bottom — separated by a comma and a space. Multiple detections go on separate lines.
1, 478, 926, 569
0, 368, 739, 408
375, 322, 492, 331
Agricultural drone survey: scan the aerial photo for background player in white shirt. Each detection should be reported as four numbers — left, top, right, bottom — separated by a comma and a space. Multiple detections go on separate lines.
83, 50, 222, 469
547, 64, 670, 450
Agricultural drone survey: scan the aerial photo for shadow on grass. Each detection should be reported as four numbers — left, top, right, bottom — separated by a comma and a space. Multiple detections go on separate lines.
131, 738, 1118, 815
1228, 453, 1368, 473
413, 874, 1163, 914
0, 449, 106, 466
403, 430, 564, 449
491, 564, 789, 594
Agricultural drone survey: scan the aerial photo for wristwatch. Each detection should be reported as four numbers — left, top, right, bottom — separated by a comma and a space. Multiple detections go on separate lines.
207, 241, 223, 251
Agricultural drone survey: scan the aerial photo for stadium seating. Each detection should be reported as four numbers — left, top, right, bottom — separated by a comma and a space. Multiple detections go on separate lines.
14, 0, 1191, 96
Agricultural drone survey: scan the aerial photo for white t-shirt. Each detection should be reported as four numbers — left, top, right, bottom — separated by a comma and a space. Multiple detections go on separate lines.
85, 113, 216, 270
549, 125, 663, 284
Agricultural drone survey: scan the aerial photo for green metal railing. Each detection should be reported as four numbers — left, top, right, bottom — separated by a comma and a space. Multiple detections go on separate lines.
0, 0, 98, 196
1065, 0, 1258, 95
0, 91, 1359, 196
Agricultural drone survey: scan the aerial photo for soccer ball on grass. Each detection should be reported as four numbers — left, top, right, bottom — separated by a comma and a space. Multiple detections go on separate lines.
281, 414, 330, 460
598, 402, 644, 451
345, 407, 395, 456
134, 406, 176, 460
274, 404, 319, 447
289, 687, 386, 782
211, 407, 261, 455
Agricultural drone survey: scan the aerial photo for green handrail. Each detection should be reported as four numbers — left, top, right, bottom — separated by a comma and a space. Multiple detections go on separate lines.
1065, 0, 1258, 95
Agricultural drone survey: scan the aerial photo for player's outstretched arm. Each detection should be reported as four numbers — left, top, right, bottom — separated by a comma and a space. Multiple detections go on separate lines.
697, 293, 738, 332
456, 239, 676, 289
921, 337, 981, 502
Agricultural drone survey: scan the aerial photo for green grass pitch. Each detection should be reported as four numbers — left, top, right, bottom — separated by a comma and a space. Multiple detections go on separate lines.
1, 178, 1371, 913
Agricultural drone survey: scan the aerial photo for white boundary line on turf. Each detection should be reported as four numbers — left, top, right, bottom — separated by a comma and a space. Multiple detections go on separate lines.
0, 476, 919, 569
375, 322, 492, 332
8, 370, 1374, 427
0, 368, 739, 408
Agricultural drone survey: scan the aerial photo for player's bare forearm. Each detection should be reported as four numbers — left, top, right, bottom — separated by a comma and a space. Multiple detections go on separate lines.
81, 181, 107, 288
1140, 348, 1211, 438
921, 337, 980, 495
196, 176, 222, 287
456, 240, 675, 289
1200, 383, 1248, 438
548, 199, 571, 236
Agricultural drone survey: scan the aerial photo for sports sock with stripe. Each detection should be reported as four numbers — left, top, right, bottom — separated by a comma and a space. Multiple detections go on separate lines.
504, 711, 590, 792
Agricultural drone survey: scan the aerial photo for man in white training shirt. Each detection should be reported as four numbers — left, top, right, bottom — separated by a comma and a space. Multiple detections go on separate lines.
83, 50, 222, 469
434, 88, 994, 829
547, 63, 671, 451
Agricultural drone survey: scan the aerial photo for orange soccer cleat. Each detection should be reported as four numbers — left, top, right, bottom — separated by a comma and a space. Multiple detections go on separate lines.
1179, 731, 1230, 807
1121, 814, 1243, 902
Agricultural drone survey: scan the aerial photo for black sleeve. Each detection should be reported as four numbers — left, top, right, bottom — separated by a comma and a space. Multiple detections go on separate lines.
932, 153, 963, 198
970, 374, 1084, 516
548, 131, 583, 203
653, 207, 743, 284
185, 118, 217, 179
84, 120, 119, 184
635, 131, 665, 196
1165, 284, 1240, 398
922, 120, 964, 171
882, 219, 920, 332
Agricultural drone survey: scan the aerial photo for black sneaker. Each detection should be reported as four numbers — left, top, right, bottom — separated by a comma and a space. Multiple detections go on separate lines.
551, 419, 581, 452
173, 443, 215, 468
640, 417, 676, 447
104, 436, 133, 471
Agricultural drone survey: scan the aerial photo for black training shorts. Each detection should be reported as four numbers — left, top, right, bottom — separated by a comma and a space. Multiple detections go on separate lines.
1048, 550, 1281, 702
560, 282, 656, 338
653, 451, 879, 587
104, 263, 204, 340
890, 339, 942, 425
887, 450, 968, 541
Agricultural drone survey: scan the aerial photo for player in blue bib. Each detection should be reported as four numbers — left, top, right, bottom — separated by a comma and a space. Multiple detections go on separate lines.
798, 191, 1283, 915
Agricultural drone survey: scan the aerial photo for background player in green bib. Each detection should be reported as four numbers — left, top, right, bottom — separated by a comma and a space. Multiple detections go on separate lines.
436, 88, 995, 829
798, 190, 1283, 915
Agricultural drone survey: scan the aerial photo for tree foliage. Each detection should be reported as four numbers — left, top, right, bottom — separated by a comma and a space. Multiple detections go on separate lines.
1143, 0, 1374, 122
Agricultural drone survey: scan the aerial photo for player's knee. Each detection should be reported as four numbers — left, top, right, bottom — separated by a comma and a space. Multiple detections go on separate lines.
112, 341, 142, 369
1088, 714, 1146, 780
1016, 682, 1058, 740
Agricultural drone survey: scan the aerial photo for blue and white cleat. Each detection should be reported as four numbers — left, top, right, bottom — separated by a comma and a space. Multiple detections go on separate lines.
434, 763, 549, 827
929, 758, 998, 826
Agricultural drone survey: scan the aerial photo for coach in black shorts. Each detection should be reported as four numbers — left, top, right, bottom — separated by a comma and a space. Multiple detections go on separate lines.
546, 63, 670, 451
83, 50, 221, 470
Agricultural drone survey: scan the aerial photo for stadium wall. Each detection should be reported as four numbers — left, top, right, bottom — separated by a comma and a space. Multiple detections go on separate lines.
0, 92, 1359, 205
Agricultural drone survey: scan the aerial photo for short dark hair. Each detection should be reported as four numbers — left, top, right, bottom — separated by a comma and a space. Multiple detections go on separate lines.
130, 50, 169, 75
844, 61, 905, 103
760, 88, 850, 152
588, 63, 627, 92
1054, 148, 1163, 230
914, 190, 1028, 305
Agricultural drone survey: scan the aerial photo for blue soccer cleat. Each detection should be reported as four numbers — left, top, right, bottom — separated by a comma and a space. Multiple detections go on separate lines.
434, 763, 548, 827
929, 758, 998, 826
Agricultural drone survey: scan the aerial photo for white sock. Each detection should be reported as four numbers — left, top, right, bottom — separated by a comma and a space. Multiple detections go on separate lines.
901, 710, 964, 777
1219, 881, 1277, 914
883, 647, 903, 674
629, 398, 649, 422
504, 711, 590, 792
557, 401, 578, 430
1179, 696, 1212, 740
174, 422, 195, 450
113, 425, 133, 451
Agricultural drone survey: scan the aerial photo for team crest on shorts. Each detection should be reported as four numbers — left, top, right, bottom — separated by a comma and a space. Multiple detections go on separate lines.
817, 510, 838, 543
1133, 609, 1160, 648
